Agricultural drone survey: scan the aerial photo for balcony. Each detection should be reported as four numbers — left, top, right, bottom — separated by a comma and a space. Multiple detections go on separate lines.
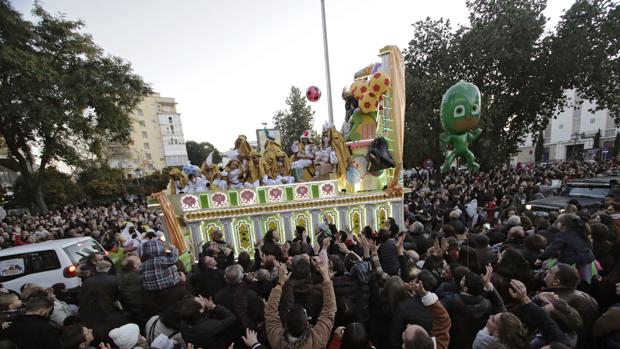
580, 128, 618, 139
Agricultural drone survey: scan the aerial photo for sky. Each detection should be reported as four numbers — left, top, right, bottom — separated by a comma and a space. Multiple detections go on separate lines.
11, 0, 574, 151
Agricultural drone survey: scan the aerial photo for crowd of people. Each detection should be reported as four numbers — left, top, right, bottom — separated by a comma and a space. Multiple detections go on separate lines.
0, 160, 619, 349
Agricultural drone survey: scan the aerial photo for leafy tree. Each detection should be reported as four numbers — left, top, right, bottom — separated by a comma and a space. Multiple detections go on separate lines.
593, 129, 601, 149
185, 141, 222, 165
140, 170, 170, 195
534, 130, 545, 164
0, 2, 151, 213
548, 0, 620, 120
273, 86, 315, 154
13, 168, 82, 211
614, 132, 620, 158
78, 166, 126, 201
404, 0, 620, 169
403, 18, 460, 169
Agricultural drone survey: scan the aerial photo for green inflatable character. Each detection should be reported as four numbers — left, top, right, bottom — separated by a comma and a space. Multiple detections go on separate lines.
439, 80, 482, 173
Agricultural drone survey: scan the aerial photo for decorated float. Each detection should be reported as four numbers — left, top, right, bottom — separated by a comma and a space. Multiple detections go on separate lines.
151, 46, 407, 257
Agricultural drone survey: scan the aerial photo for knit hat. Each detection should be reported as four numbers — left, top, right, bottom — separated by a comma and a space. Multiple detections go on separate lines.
150, 334, 174, 349
109, 323, 140, 348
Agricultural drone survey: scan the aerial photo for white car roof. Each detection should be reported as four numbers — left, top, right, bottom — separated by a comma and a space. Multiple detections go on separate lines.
0, 237, 98, 257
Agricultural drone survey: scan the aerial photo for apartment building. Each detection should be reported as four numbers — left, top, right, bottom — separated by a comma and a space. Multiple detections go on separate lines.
514, 90, 616, 164
106, 93, 189, 177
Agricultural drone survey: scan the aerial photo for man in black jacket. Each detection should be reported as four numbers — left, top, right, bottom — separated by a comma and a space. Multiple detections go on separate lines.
214, 264, 265, 348
439, 268, 505, 349
179, 295, 236, 349
0, 296, 61, 349
188, 255, 227, 298
81, 260, 119, 303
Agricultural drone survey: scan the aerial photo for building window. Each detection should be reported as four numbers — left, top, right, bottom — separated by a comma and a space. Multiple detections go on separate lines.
558, 124, 564, 129
137, 109, 143, 116
138, 121, 145, 127
148, 164, 155, 170
144, 142, 150, 150
142, 131, 148, 138
168, 117, 173, 124
590, 118, 596, 124
170, 138, 174, 145
170, 125, 175, 134
146, 153, 152, 160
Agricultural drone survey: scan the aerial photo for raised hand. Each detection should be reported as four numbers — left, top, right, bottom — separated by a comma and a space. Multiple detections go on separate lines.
482, 264, 493, 289
241, 328, 259, 347
508, 279, 531, 304
277, 262, 290, 285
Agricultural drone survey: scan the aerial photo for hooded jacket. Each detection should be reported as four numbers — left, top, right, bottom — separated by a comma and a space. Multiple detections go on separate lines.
141, 240, 180, 291
440, 288, 505, 349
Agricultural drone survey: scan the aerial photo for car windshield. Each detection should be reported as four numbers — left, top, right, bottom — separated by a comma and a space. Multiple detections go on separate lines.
561, 186, 609, 199
63, 240, 104, 264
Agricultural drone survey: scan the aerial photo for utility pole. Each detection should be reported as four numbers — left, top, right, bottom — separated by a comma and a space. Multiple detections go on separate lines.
320, 0, 334, 124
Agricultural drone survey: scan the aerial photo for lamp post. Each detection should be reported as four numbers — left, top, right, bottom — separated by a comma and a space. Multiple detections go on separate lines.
320, 0, 334, 124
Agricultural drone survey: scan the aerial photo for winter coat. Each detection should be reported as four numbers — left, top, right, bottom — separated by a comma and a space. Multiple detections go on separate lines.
118, 270, 146, 324
81, 272, 120, 302
188, 266, 227, 298
539, 229, 595, 266
440, 289, 506, 349
214, 285, 264, 330
378, 240, 400, 276
145, 315, 185, 349
535, 287, 599, 349
0, 314, 61, 349
592, 302, 620, 349
266, 281, 336, 349
389, 297, 433, 349
50, 298, 78, 328
181, 305, 237, 349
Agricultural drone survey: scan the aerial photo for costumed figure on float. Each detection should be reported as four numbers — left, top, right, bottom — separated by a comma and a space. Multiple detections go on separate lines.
314, 122, 351, 181
222, 159, 245, 189
264, 133, 294, 185
166, 168, 189, 194
201, 152, 228, 190
439, 80, 482, 173
245, 151, 268, 188
184, 164, 208, 193
291, 130, 317, 182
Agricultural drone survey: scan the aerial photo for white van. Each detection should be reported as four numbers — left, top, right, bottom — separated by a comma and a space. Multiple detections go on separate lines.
0, 237, 105, 293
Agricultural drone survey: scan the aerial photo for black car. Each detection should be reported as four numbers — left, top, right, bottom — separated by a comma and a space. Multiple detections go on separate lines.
525, 176, 620, 214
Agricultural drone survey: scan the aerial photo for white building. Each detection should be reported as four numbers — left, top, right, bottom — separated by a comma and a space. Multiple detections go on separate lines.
514, 89, 616, 164
106, 93, 189, 177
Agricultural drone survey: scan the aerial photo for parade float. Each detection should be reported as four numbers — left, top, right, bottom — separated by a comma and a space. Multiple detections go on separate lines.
151, 46, 406, 257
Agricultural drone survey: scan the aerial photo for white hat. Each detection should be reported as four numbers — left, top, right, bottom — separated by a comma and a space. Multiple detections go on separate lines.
109, 323, 140, 348
150, 334, 174, 349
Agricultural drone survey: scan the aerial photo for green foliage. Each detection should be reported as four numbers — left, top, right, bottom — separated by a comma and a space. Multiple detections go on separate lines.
14, 168, 81, 211
403, 18, 458, 169
534, 130, 545, 163
185, 141, 222, 166
140, 170, 170, 195
273, 86, 315, 154
593, 129, 601, 149
404, 0, 619, 169
78, 166, 126, 201
549, 0, 620, 120
0, 1, 151, 213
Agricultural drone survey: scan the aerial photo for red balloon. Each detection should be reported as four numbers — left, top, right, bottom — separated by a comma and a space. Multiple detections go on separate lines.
306, 86, 321, 102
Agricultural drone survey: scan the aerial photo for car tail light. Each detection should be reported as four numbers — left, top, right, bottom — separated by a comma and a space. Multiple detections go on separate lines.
63, 265, 78, 278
